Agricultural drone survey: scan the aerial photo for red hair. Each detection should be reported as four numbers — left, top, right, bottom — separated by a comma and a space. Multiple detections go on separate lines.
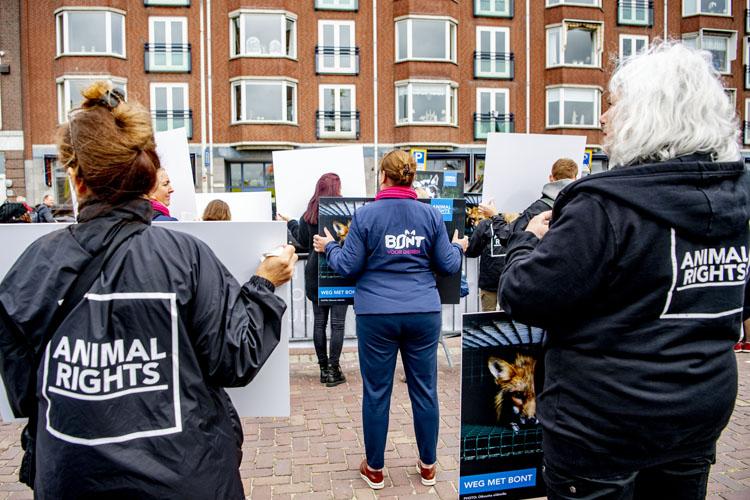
302, 173, 341, 225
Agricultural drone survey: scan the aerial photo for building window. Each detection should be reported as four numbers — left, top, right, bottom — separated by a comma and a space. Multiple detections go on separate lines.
151, 83, 192, 139
395, 17, 457, 63
745, 99, 750, 144
683, 0, 731, 16
396, 81, 458, 126
546, 87, 601, 129
618, 0, 654, 26
229, 11, 296, 58
316, 21, 358, 74
146, 17, 190, 72
726, 88, 737, 109
314, 0, 358, 10
231, 79, 297, 124
318, 85, 358, 139
546, 0, 601, 6
144, 0, 190, 5
475, 27, 513, 79
546, 22, 603, 68
57, 76, 127, 123
474, 0, 513, 17
475, 88, 513, 139
683, 31, 736, 74
56, 9, 125, 57
619, 34, 648, 59
227, 162, 274, 192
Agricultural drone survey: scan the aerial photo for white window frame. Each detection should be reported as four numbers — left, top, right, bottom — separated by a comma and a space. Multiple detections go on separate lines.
150, 83, 189, 135
314, 0, 358, 10
230, 78, 297, 125
683, 29, 737, 75
545, 86, 601, 129
683, 0, 732, 17
475, 26, 512, 78
395, 16, 457, 63
395, 80, 458, 127
475, 88, 511, 137
317, 20, 357, 74
148, 17, 189, 72
56, 75, 128, 124
618, 0, 652, 25
725, 88, 737, 109
144, 0, 191, 5
474, 0, 513, 17
745, 36, 750, 88
228, 10, 297, 59
546, 0, 602, 7
619, 34, 649, 60
546, 21, 604, 69
745, 98, 750, 144
55, 8, 126, 58
318, 85, 357, 139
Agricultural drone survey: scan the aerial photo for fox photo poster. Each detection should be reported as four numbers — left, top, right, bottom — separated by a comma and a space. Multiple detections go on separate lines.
317, 196, 466, 305
460, 312, 546, 500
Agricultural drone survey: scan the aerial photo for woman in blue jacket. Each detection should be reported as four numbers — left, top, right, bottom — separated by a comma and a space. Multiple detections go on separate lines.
314, 150, 467, 490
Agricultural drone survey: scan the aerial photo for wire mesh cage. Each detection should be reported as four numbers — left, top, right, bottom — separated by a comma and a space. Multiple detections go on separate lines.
461, 424, 543, 461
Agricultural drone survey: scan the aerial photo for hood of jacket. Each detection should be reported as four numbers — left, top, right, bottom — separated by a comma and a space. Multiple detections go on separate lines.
541, 178, 575, 202
73, 198, 153, 255
554, 153, 750, 240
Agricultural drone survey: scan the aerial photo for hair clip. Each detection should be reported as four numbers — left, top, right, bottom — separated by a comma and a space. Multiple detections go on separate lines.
100, 88, 125, 110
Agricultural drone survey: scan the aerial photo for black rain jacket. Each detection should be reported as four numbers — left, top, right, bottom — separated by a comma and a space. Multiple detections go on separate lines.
0, 198, 286, 499
499, 154, 750, 475
465, 216, 510, 291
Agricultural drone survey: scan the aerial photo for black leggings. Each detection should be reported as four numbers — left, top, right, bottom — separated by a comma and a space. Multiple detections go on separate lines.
312, 303, 347, 366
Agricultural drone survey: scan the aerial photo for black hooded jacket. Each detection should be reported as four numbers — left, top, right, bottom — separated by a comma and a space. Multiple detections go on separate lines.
499, 154, 750, 475
466, 216, 510, 291
0, 199, 286, 499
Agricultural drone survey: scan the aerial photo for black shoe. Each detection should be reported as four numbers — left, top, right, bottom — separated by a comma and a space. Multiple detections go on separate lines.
319, 363, 329, 384
326, 364, 346, 387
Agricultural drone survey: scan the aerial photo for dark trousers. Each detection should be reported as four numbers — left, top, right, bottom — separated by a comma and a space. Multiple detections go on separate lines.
312, 303, 347, 366
356, 312, 441, 470
543, 454, 714, 500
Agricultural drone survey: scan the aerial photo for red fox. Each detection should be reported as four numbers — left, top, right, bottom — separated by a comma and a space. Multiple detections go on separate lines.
488, 354, 538, 432
332, 220, 351, 242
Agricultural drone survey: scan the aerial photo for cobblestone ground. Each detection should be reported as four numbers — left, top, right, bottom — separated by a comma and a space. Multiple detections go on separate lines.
0, 341, 747, 499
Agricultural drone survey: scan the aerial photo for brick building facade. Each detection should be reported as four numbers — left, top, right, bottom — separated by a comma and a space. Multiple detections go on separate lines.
0, 0, 24, 203
7, 0, 750, 203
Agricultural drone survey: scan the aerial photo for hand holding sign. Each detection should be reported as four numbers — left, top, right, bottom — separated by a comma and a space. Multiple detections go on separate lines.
255, 245, 298, 287
526, 211, 552, 240
313, 227, 335, 253
452, 229, 469, 253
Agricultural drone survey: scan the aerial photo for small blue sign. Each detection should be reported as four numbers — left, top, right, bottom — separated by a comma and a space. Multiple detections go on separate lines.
430, 198, 453, 222
459, 468, 537, 495
444, 171, 458, 187
318, 287, 356, 299
582, 151, 591, 169
411, 149, 427, 170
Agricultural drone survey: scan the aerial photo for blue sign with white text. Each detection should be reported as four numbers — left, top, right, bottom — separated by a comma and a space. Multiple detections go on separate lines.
444, 171, 458, 187
431, 198, 453, 222
318, 287, 355, 299
460, 469, 537, 495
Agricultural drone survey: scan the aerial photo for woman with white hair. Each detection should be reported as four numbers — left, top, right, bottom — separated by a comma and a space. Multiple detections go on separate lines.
499, 42, 750, 499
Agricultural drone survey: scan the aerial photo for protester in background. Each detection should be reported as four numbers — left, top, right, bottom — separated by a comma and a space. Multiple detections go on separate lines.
313, 150, 468, 490
0, 202, 32, 223
202, 199, 232, 221
0, 81, 296, 498
149, 167, 177, 221
499, 42, 750, 499
33, 194, 56, 223
465, 201, 517, 312
279, 173, 348, 387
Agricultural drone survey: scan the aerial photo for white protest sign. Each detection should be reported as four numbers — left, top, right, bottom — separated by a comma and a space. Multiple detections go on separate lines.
273, 145, 367, 219
482, 133, 587, 213
195, 192, 273, 222
155, 128, 197, 221
0, 221, 290, 421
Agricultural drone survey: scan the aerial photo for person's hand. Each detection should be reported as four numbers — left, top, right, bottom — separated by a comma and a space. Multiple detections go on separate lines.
255, 245, 298, 287
452, 229, 469, 253
527, 211, 552, 239
275, 213, 290, 222
313, 227, 335, 253
478, 200, 498, 218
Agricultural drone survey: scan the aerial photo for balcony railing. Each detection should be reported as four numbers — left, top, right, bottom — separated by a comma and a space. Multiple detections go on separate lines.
144, 43, 191, 73
144, 0, 190, 6
617, 1, 654, 26
474, 113, 514, 140
153, 110, 193, 139
745, 121, 750, 145
474, 51, 514, 79
315, 46, 360, 75
314, 0, 358, 11
474, 0, 514, 18
316, 111, 360, 139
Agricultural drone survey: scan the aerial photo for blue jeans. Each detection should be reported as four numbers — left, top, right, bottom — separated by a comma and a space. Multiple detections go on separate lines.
356, 312, 441, 469
543, 454, 714, 500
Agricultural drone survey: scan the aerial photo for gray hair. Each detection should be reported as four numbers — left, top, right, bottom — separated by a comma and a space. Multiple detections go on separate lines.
604, 41, 740, 167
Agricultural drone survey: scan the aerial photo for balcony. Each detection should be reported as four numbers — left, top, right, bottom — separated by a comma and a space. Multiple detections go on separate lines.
153, 110, 193, 140
617, 1, 653, 27
474, 0, 514, 18
144, 0, 190, 5
474, 52, 514, 80
316, 111, 360, 139
144, 43, 191, 73
474, 113, 514, 140
315, 46, 360, 75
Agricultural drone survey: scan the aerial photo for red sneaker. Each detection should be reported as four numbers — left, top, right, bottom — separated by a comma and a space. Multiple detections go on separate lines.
742, 342, 750, 353
735, 342, 744, 353
359, 459, 384, 490
417, 460, 437, 486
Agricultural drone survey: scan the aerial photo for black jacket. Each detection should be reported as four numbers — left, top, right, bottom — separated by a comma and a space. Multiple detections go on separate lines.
465, 216, 510, 291
499, 154, 750, 475
288, 218, 319, 303
0, 199, 286, 499
509, 179, 574, 237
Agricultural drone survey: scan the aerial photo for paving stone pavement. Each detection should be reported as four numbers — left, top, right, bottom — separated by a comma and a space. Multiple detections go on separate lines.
0, 341, 747, 499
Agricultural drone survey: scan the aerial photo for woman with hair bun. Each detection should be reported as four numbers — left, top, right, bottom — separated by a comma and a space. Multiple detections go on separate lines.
313, 149, 468, 490
0, 81, 297, 498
